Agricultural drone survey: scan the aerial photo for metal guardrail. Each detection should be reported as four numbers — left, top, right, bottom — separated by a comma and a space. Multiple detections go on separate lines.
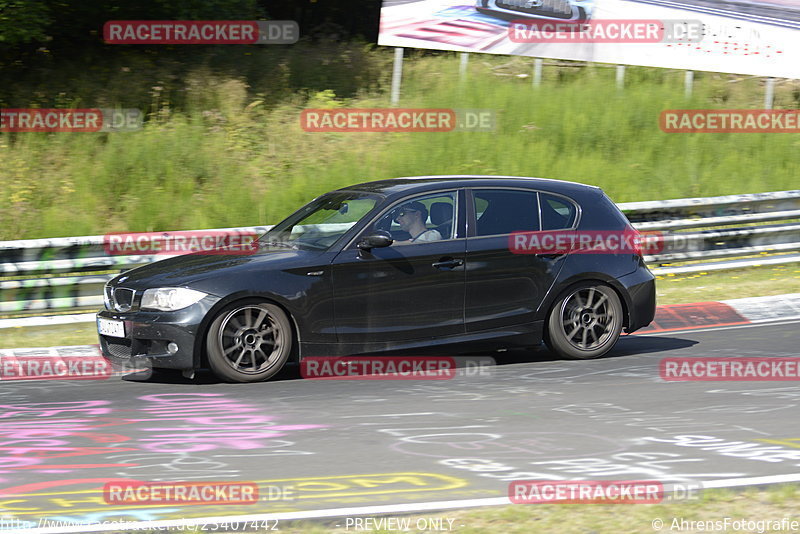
617, 190, 800, 275
619, 190, 800, 229
2, 192, 799, 314
0, 227, 272, 314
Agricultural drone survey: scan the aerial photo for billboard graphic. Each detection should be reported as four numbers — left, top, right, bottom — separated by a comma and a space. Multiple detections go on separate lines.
378, 0, 800, 78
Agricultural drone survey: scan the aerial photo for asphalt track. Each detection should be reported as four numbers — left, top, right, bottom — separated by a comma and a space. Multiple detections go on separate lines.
2, 318, 800, 532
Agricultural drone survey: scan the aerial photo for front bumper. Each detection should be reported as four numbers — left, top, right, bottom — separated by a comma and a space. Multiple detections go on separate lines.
96, 295, 220, 370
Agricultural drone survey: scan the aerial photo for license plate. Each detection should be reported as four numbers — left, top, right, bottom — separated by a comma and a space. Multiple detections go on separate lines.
97, 317, 125, 338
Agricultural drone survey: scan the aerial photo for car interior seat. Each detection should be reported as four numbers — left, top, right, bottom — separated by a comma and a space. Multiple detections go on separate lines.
429, 202, 453, 239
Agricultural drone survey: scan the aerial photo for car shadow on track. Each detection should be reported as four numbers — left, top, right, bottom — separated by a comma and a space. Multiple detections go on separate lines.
472, 335, 698, 366
605, 334, 699, 357
119, 365, 298, 384
122, 336, 697, 385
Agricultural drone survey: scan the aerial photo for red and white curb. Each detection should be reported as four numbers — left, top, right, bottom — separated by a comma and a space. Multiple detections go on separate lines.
0, 312, 97, 329
633, 293, 800, 334
722, 293, 800, 323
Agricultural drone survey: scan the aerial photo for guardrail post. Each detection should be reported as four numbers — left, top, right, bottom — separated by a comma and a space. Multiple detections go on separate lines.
764, 77, 775, 109
684, 71, 694, 98
533, 58, 543, 87
459, 52, 469, 83
390, 47, 404, 107
616, 65, 625, 90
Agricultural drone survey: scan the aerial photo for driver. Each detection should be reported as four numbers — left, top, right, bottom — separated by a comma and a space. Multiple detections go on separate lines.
394, 201, 442, 243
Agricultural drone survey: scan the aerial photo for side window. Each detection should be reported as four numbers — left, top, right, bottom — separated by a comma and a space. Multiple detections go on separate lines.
473, 189, 540, 237
540, 193, 577, 230
368, 192, 457, 245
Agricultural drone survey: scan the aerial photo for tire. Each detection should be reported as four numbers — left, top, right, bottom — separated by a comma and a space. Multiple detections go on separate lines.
545, 283, 623, 360
205, 300, 292, 383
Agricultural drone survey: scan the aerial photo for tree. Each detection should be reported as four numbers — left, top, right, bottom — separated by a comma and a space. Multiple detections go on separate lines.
0, 0, 263, 50
0, 1, 50, 46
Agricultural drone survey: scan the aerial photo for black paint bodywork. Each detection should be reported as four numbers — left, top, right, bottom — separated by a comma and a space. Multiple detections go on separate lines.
97, 176, 656, 372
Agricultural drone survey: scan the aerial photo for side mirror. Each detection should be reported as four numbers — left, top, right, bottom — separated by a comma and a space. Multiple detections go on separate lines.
357, 230, 393, 251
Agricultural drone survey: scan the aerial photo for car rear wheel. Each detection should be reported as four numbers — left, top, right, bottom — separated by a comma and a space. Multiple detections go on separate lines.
206, 301, 292, 383
545, 283, 623, 360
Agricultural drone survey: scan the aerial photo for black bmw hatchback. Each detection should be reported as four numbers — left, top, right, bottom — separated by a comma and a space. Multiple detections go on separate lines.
97, 176, 656, 382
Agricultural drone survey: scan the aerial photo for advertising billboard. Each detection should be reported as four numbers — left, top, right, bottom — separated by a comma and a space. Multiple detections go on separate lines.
379, 0, 800, 78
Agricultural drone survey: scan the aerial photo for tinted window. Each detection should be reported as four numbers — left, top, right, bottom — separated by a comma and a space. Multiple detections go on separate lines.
540, 193, 578, 230
262, 192, 381, 250
367, 191, 457, 244
473, 189, 540, 237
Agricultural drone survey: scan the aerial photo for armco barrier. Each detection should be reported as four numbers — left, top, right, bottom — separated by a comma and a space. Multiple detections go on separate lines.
2, 191, 799, 315
620, 190, 800, 230
0, 226, 271, 314
617, 190, 800, 274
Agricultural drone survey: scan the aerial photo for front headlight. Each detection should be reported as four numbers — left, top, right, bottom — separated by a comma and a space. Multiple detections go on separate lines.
103, 283, 112, 311
141, 288, 207, 311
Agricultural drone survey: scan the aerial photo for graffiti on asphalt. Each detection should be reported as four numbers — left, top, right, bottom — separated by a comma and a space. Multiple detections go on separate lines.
0, 393, 326, 524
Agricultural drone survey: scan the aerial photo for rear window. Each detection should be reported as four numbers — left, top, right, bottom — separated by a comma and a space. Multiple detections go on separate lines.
473, 189, 540, 236
540, 193, 578, 230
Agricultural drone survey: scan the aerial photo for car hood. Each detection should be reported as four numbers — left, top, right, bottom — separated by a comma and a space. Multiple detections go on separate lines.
109, 247, 322, 295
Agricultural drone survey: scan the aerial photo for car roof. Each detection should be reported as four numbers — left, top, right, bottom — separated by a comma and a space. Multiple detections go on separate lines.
338, 175, 602, 198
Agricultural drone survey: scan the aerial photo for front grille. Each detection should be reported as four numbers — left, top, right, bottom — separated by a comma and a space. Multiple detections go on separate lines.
496, 0, 574, 18
113, 288, 135, 312
105, 338, 132, 359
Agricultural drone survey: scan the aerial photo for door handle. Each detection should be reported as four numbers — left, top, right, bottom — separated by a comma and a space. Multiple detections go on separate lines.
432, 258, 464, 270
536, 253, 566, 260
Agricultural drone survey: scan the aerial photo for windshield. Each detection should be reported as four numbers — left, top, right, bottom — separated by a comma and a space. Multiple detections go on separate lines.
260, 191, 382, 250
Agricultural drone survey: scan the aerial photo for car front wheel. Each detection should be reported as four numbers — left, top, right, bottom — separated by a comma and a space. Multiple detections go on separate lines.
545, 283, 623, 360
206, 301, 292, 382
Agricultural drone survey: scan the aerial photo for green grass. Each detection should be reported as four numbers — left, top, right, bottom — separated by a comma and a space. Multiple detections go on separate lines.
654, 262, 800, 305
272, 484, 800, 533
0, 322, 99, 349
59, 484, 800, 533
2, 51, 800, 240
